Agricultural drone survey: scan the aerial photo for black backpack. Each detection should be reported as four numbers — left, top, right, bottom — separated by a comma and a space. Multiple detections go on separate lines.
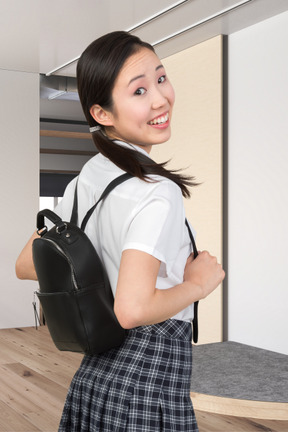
32, 173, 132, 355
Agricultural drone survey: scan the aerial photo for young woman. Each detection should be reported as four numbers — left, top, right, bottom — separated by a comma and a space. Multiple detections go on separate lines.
16, 31, 225, 431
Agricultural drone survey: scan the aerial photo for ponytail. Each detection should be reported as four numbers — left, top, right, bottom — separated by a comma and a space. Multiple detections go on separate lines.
91, 132, 197, 199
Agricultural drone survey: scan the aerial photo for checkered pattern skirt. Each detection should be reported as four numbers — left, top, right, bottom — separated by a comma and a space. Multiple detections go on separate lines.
58, 319, 199, 431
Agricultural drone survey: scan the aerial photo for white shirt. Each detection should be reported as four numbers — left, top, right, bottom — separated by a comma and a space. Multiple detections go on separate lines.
54, 141, 195, 321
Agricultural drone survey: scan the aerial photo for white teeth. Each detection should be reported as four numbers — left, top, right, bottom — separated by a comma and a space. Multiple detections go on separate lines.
149, 113, 169, 125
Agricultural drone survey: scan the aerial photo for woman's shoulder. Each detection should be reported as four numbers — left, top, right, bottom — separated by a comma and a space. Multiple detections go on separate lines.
124, 175, 183, 216
139, 175, 182, 198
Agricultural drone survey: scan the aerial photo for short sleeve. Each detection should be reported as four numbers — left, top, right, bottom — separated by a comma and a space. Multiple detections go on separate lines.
54, 178, 77, 219
45, 178, 77, 230
122, 180, 186, 277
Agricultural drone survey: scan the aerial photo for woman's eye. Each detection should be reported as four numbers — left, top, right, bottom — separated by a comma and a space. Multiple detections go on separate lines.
158, 75, 166, 84
134, 87, 146, 95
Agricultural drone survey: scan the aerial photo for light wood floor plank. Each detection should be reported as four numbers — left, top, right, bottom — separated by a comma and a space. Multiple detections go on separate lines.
195, 410, 288, 432
0, 329, 82, 388
0, 327, 81, 367
0, 364, 62, 431
0, 400, 40, 432
191, 392, 288, 420
4, 363, 68, 402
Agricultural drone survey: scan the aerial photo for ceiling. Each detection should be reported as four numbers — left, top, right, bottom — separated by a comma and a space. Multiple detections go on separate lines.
1, 0, 288, 122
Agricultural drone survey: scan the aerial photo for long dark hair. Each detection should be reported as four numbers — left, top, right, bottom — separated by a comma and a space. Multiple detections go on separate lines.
77, 31, 196, 198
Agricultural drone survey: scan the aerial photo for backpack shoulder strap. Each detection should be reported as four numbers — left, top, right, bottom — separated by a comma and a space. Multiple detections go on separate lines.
80, 173, 133, 231
70, 177, 79, 225
185, 218, 199, 344
185, 219, 198, 258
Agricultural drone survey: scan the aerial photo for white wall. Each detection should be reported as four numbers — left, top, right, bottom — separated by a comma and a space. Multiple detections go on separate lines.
0, 70, 39, 328
228, 11, 288, 354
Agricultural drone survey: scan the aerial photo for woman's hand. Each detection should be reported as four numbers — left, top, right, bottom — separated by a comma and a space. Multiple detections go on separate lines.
184, 251, 225, 300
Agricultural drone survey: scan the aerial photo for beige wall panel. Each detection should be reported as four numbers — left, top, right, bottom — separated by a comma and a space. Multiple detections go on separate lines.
152, 36, 223, 344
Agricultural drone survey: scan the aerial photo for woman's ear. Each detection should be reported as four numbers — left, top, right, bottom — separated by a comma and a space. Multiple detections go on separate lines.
90, 104, 114, 126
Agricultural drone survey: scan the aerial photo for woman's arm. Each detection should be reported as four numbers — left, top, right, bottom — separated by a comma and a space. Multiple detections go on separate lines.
16, 230, 225, 328
15, 232, 39, 280
114, 249, 225, 329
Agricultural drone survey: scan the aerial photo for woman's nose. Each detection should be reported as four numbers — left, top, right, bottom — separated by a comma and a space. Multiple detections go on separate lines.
151, 87, 167, 109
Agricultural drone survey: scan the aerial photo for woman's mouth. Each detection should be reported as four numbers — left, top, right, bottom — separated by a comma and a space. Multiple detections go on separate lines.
148, 113, 169, 126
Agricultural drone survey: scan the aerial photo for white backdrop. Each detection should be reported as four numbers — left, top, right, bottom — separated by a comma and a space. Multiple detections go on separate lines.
228, 11, 288, 355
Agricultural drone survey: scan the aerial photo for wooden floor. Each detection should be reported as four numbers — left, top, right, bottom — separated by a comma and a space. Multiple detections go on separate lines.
0, 326, 287, 432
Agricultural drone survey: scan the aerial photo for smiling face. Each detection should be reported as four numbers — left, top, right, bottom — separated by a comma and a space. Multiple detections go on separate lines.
91, 47, 175, 153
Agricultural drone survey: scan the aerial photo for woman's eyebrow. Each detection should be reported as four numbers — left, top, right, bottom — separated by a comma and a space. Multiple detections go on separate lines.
128, 74, 145, 85
128, 65, 164, 86
156, 64, 164, 71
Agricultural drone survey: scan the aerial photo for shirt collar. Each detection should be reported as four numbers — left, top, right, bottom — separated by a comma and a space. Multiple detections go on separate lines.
113, 140, 152, 159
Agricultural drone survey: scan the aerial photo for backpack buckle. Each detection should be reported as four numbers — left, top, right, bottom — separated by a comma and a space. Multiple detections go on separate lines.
37, 226, 47, 237
56, 222, 67, 234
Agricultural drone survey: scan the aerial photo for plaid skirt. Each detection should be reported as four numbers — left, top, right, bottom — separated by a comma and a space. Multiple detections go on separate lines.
58, 319, 199, 431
